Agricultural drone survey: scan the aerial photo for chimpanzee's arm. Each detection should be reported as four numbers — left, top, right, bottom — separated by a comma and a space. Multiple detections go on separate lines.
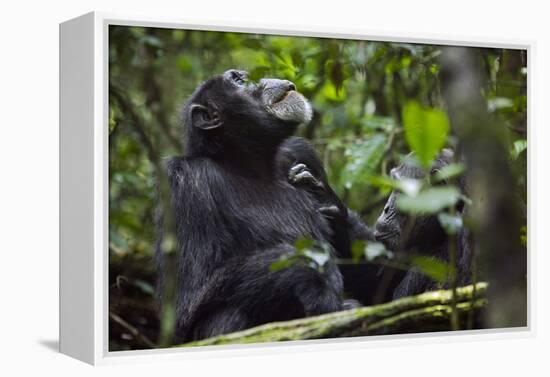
277, 137, 374, 257
165, 157, 236, 340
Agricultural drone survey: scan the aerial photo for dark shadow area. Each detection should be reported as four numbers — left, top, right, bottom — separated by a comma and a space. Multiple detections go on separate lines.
38, 339, 59, 352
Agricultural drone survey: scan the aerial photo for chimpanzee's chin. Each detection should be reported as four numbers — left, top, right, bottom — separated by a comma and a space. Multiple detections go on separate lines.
279, 121, 300, 138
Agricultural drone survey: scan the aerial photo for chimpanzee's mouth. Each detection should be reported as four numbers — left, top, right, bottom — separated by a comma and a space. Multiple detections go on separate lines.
266, 90, 312, 125
273, 90, 296, 104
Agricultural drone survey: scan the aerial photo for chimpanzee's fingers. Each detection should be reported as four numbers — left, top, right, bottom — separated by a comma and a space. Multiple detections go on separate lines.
294, 170, 315, 182
288, 163, 307, 179
319, 205, 341, 218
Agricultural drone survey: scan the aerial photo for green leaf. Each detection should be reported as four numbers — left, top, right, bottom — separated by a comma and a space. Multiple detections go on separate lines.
488, 97, 514, 112
397, 178, 423, 197
269, 258, 292, 273
320, 81, 346, 102
397, 186, 460, 215
176, 55, 193, 73
361, 116, 396, 133
365, 242, 391, 261
369, 175, 422, 197
368, 175, 396, 191
270, 239, 331, 273
410, 256, 454, 283
303, 250, 330, 269
433, 163, 465, 183
511, 139, 527, 160
402, 102, 450, 168
520, 225, 527, 247
294, 237, 314, 252
131, 279, 155, 297
350, 240, 392, 262
437, 212, 463, 235
341, 134, 387, 189
109, 229, 129, 250
140, 34, 163, 48
249, 66, 271, 82
161, 234, 178, 255
242, 38, 263, 50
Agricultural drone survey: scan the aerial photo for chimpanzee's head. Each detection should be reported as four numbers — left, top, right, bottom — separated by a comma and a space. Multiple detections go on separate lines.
374, 149, 457, 252
183, 69, 312, 157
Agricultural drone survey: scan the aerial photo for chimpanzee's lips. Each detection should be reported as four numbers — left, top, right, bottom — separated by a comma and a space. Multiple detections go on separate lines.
273, 90, 296, 104
267, 90, 312, 124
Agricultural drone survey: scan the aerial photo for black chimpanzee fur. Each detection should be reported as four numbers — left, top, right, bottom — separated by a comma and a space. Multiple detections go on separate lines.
373, 150, 472, 299
164, 70, 346, 342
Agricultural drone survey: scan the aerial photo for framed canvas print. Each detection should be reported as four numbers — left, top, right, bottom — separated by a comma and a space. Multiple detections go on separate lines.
59, 12, 531, 365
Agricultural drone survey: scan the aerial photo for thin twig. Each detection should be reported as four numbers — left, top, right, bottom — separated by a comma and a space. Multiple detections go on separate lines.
109, 311, 156, 349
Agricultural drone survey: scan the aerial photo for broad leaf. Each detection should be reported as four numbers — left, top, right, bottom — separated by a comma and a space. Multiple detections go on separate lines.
410, 256, 455, 283
511, 139, 527, 160
433, 163, 465, 183
294, 237, 315, 252
368, 175, 422, 197
488, 97, 514, 112
303, 250, 331, 269
397, 186, 460, 215
438, 213, 463, 235
365, 242, 391, 261
402, 102, 450, 168
341, 134, 387, 189
269, 258, 292, 273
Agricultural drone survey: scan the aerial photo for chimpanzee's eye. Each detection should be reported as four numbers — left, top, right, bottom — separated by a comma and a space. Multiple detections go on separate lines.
231, 71, 248, 85
223, 69, 253, 88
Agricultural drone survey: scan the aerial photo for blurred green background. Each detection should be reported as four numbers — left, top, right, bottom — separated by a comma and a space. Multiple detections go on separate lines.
108, 25, 527, 350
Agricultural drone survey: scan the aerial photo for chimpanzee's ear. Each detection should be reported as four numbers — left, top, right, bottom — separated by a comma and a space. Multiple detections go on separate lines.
189, 104, 223, 130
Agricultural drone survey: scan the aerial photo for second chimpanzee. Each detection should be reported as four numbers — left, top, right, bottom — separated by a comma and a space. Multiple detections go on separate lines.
374, 150, 472, 299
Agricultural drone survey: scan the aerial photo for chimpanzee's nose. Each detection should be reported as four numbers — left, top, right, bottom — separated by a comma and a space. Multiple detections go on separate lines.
260, 78, 296, 92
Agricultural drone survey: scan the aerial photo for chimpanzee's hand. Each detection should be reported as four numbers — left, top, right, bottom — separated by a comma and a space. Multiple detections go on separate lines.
288, 163, 324, 190
318, 205, 342, 220
289, 164, 344, 221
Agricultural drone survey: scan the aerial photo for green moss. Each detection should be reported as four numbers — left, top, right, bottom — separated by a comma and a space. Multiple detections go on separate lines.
180, 283, 488, 348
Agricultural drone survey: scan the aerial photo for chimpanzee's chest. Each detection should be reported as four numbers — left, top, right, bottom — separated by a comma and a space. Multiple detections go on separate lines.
222, 179, 332, 250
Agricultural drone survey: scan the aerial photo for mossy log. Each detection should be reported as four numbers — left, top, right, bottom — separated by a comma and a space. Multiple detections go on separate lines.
181, 283, 487, 347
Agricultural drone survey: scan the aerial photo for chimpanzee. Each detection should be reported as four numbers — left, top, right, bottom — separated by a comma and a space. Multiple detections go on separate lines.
164, 70, 348, 342
373, 149, 472, 299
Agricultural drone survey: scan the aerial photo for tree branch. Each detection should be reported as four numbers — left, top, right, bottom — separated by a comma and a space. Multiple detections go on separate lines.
180, 283, 487, 347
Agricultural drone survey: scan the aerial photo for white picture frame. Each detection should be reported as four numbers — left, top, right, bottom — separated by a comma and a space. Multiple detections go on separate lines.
59, 11, 533, 365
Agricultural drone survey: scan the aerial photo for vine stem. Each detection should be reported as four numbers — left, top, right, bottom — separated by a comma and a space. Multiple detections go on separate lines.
448, 206, 459, 330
